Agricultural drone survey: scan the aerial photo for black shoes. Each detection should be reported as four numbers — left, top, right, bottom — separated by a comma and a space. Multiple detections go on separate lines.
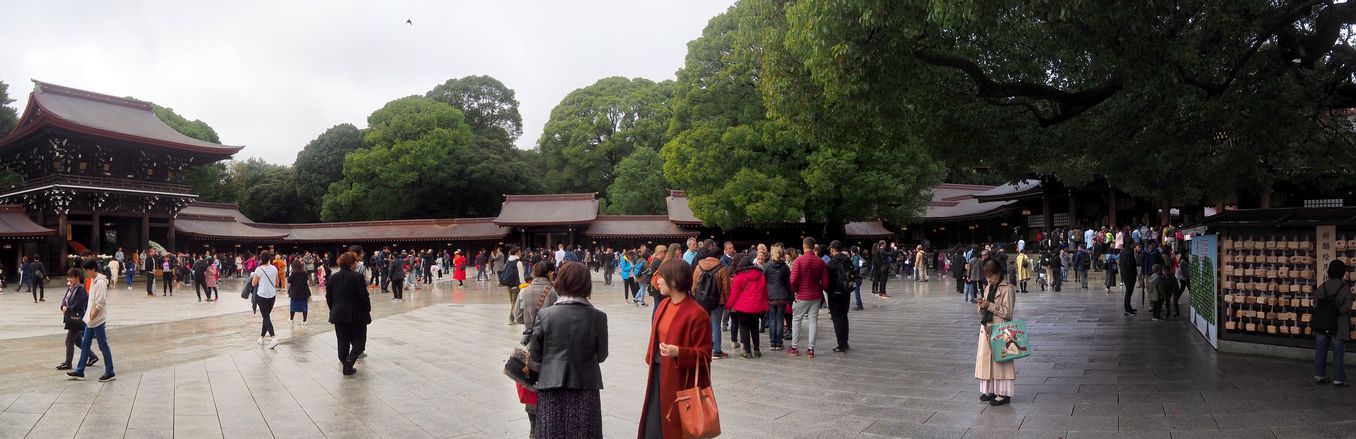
66, 371, 84, 379
55, 363, 71, 370
832, 346, 849, 353
342, 363, 357, 376
853, 305, 864, 311
98, 373, 116, 382
88, 356, 99, 367
989, 396, 1010, 406
979, 393, 996, 401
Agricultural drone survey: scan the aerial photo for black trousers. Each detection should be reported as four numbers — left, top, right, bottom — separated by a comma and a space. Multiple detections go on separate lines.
161, 273, 173, 295
871, 270, 887, 294
827, 293, 851, 349
258, 296, 276, 337
334, 322, 368, 365
623, 278, 638, 301
30, 278, 43, 301
734, 312, 761, 355
145, 273, 155, 294
64, 327, 95, 365
391, 279, 404, 299
955, 276, 965, 294
195, 278, 210, 300
1122, 274, 1137, 312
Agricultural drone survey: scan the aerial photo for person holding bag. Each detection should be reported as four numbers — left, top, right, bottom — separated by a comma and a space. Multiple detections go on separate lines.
975, 257, 1018, 406
56, 268, 96, 370
1313, 259, 1352, 387
639, 257, 716, 438
528, 262, 608, 438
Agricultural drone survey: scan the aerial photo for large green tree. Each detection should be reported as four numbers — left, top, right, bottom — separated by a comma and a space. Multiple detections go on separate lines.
603, 146, 668, 214
0, 80, 17, 137
426, 75, 524, 143
147, 104, 244, 204
663, 5, 939, 233
538, 77, 674, 194
239, 166, 300, 223
320, 96, 538, 221
291, 123, 363, 222
749, 0, 1356, 205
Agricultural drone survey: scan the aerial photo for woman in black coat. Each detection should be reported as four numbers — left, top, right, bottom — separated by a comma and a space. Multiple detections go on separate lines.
763, 246, 793, 350
528, 262, 608, 438
327, 252, 371, 376
57, 268, 96, 370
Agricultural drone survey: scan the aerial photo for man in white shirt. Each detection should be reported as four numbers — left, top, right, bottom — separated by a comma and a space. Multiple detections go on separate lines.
505, 247, 527, 324
68, 260, 116, 382
554, 244, 567, 268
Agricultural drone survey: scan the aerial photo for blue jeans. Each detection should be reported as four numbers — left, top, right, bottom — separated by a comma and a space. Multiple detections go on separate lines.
125, 269, 135, 286
964, 282, 977, 302
853, 281, 863, 308
75, 324, 114, 376
1316, 333, 1347, 382
634, 284, 647, 303
709, 308, 724, 354
768, 304, 786, 347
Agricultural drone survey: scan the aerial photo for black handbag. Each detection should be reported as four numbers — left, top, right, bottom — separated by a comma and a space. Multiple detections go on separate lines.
241, 281, 255, 300
503, 347, 539, 391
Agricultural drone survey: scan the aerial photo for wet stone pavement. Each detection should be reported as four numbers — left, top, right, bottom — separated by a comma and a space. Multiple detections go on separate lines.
0, 270, 1354, 438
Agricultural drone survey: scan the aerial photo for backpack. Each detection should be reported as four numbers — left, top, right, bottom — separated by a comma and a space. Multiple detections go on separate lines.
692, 265, 722, 311
498, 259, 519, 287
828, 256, 856, 294
1313, 285, 1342, 334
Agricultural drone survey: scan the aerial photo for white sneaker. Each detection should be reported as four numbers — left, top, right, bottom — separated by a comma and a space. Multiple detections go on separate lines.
302, 321, 309, 327
256, 337, 264, 345
268, 338, 279, 349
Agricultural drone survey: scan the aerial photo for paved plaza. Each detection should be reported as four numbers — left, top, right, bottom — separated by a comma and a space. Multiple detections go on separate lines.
0, 272, 1354, 438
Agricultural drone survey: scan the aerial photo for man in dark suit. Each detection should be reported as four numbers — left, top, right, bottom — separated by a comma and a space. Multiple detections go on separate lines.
57, 268, 96, 370
143, 250, 158, 296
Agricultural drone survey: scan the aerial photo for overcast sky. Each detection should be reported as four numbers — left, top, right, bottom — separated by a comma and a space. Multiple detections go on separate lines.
0, 0, 733, 164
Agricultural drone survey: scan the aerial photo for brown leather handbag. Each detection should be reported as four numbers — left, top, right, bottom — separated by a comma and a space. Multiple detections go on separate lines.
670, 359, 720, 439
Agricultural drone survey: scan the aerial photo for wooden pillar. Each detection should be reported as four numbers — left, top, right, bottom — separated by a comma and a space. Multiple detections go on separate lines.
1041, 196, 1053, 231
1108, 188, 1118, 228
1067, 189, 1077, 228
1260, 191, 1272, 209
568, 227, 576, 248
57, 213, 68, 272
140, 214, 150, 252
89, 212, 100, 255
167, 217, 176, 253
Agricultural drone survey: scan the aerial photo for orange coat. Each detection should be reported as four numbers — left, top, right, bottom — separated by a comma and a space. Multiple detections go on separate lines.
638, 296, 712, 438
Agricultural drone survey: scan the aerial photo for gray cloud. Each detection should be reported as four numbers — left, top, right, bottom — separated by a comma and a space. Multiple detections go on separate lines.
0, 0, 733, 164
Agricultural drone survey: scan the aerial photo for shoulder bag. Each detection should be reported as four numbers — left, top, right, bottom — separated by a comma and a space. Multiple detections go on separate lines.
670, 357, 721, 439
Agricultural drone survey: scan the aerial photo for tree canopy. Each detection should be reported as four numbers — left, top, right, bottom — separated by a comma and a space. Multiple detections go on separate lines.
291, 123, 363, 222
320, 96, 538, 221
603, 146, 668, 215
747, 0, 1356, 205
427, 75, 524, 143
662, 4, 939, 232
0, 80, 17, 137
538, 77, 673, 194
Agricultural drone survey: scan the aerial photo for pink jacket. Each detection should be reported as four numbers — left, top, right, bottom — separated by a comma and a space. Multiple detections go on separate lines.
727, 269, 769, 313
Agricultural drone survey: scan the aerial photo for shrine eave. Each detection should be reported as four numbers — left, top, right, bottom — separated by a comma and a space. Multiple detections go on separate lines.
0, 183, 198, 200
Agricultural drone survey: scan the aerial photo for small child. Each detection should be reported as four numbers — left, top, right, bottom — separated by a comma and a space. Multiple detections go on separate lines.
1147, 264, 1168, 320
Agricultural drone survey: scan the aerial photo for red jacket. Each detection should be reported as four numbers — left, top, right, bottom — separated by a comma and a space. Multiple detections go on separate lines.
727, 268, 769, 313
789, 253, 828, 301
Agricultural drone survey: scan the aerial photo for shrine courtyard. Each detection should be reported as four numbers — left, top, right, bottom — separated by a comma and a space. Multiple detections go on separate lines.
0, 273, 1349, 439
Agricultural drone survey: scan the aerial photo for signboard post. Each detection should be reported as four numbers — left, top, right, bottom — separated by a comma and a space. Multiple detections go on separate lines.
1189, 234, 1218, 348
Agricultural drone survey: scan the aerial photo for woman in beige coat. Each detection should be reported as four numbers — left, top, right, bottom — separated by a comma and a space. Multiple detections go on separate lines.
975, 257, 1016, 406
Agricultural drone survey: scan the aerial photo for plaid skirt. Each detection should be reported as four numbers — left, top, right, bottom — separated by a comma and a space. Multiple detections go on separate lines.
535, 388, 602, 438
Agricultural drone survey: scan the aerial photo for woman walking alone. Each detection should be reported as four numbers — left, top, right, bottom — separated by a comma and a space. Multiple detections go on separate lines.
620, 250, 638, 304
639, 257, 713, 437
975, 258, 1017, 406
288, 259, 311, 326
251, 251, 281, 349
327, 252, 371, 375
528, 263, 608, 438
453, 250, 467, 287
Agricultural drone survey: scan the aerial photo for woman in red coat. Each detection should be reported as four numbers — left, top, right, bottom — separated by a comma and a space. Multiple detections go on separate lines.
452, 250, 467, 286
639, 257, 712, 438
726, 252, 768, 358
